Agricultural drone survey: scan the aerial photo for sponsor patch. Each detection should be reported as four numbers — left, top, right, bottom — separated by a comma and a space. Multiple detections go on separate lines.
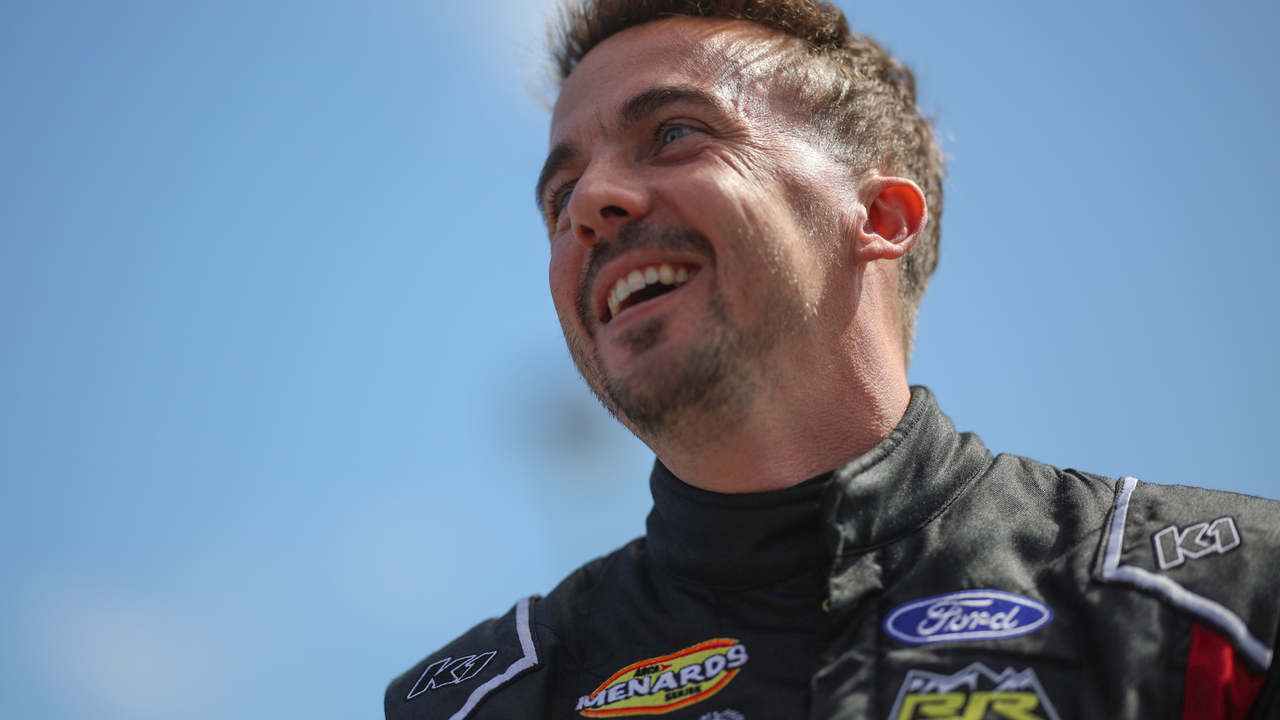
888, 662, 1061, 720
883, 590, 1052, 645
407, 651, 498, 699
1153, 516, 1240, 570
576, 639, 748, 717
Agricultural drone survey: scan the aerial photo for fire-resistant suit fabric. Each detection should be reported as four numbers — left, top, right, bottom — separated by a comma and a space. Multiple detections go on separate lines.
385, 387, 1280, 720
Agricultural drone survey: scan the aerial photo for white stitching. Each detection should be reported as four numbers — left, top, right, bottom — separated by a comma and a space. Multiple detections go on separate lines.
1102, 477, 1272, 669
447, 596, 540, 720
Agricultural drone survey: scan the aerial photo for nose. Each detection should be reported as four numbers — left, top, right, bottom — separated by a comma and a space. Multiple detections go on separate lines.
567, 162, 651, 248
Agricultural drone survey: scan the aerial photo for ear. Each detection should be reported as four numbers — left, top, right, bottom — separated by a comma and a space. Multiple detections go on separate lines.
857, 177, 927, 262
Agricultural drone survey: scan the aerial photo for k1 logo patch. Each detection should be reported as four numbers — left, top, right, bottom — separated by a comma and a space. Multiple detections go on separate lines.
888, 662, 1061, 720
576, 639, 748, 717
883, 590, 1052, 645
406, 651, 498, 699
1153, 516, 1240, 570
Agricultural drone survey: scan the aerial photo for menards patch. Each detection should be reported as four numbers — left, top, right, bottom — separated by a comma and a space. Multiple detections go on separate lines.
576, 639, 748, 717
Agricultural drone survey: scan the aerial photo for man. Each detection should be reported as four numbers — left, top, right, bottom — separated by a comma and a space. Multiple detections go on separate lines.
387, 1, 1280, 718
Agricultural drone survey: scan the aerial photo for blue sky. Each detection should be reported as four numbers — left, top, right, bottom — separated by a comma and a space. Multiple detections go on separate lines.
2, 1, 1277, 718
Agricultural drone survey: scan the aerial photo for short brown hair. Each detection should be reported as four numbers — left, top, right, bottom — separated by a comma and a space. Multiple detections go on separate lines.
548, 0, 944, 359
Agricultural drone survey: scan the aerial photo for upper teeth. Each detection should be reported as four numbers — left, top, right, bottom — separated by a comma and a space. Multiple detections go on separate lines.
608, 263, 693, 319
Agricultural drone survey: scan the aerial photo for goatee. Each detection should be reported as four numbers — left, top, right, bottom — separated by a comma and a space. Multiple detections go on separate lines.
564, 222, 797, 446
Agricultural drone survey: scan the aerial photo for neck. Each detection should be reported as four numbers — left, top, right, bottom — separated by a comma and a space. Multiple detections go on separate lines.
634, 259, 913, 494
646, 342, 911, 494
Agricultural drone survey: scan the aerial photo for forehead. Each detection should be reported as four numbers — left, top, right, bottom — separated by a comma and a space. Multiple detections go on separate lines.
550, 17, 791, 140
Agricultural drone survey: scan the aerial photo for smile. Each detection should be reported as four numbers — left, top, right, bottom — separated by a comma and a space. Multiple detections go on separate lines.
605, 263, 699, 323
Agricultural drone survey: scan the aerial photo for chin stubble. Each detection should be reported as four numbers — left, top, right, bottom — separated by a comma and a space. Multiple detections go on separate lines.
563, 222, 799, 446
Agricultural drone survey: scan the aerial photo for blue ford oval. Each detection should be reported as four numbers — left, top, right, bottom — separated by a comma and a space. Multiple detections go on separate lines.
882, 590, 1053, 645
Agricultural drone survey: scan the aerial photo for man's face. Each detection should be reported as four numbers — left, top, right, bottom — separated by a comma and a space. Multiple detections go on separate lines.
539, 17, 857, 445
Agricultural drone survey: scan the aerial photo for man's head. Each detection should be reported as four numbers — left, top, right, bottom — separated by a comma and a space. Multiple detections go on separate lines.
537, 0, 941, 456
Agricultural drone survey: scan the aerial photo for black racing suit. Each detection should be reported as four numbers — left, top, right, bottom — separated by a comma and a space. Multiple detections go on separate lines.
386, 387, 1280, 720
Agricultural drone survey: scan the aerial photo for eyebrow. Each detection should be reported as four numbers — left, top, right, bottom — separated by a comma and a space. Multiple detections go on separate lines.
534, 85, 729, 211
618, 85, 725, 133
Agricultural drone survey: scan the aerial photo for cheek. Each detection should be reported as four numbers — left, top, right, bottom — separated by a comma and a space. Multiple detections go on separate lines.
548, 239, 587, 318
668, 161, 780, 234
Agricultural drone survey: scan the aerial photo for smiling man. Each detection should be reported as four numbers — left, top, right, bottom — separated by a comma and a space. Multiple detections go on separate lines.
386, 2, 1280, 719
541, 15, 928, 495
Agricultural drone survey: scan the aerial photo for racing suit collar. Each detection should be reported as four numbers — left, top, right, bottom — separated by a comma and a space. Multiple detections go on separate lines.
646, 460, 832, 590
821, 385, 994, 557
643, 387, 991, 590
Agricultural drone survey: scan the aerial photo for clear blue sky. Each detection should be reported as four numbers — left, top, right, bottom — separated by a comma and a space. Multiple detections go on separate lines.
2, 1, 1277, 718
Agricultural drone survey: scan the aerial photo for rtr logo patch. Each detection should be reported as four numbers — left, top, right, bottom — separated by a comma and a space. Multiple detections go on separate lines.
1154, 516, 1240, 570
576, 639, 748, 717
888, 662, 1061, 720
406, 651, 497, 699
883, 590, 1052, 645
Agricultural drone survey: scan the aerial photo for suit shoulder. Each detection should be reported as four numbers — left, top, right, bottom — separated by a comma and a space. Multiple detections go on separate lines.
384, 539, 647, 720
1095, 477, 1280, 671
975, 453, 1121, 530
1108, 478, 1280, 573
539, 538, 645, 615
385, 596, 542, 720
532, 538, 648, 657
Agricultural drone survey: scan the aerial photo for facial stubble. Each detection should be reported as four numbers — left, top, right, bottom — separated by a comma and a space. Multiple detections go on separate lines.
564, 223, 800, 448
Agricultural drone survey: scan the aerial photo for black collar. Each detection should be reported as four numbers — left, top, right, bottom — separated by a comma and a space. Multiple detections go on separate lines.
643, 387, 993, 589
645, 462, 831, 590
821, 386, 993, 557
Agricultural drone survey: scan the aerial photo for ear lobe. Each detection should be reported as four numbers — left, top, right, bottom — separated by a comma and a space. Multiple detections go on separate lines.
860, 179, 927, 261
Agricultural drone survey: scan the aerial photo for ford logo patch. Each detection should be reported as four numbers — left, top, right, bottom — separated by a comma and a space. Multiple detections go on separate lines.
883, 590, 1052, 645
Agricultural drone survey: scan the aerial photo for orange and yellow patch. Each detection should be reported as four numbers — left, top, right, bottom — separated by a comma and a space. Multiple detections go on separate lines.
576, 639, 749, 717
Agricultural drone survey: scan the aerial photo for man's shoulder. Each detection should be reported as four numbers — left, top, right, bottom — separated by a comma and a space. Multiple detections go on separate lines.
1112, 476, 1280, 554
1094, 475, 1280, 596
979, 452, 1280, 545
964, 454, 1280, 665
1092, 476, 1280, 668
384, 595, 541, 720
384, 538, 648, 720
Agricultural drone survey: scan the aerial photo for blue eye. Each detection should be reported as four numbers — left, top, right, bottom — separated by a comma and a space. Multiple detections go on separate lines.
556, 187, 573, 213
662, 126, 690, 145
